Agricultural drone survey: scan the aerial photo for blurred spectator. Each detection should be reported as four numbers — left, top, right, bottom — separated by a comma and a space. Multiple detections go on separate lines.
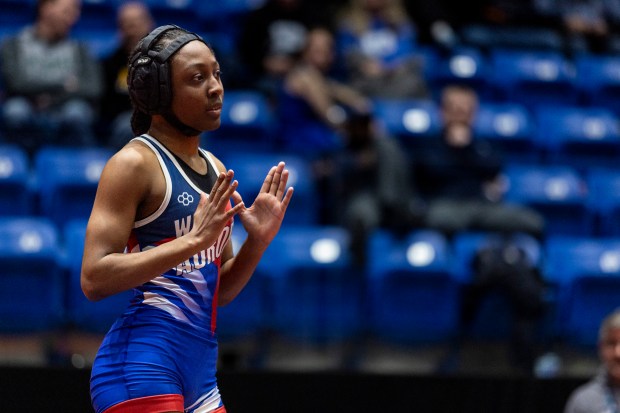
414, 84, 547, 373
533, 0, 620, 54
414, 84, 544, 238
334, 0, 430, 100
237, 0, 328, 98
277, 27, 372, 158
276, 27, 373, 224
564, 308, 620, 412
328, 112, 424, 267
99, 1, 154, 150
0, 0, 103, 155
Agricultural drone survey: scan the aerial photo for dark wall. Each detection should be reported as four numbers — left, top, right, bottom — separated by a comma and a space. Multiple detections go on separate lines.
0, 367, 587, 413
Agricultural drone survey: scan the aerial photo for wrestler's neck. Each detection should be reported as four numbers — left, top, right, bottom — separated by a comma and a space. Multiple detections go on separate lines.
148, 118, 201, 158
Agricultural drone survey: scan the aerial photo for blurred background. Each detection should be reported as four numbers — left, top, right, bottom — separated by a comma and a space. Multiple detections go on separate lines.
2, 0, 620, 411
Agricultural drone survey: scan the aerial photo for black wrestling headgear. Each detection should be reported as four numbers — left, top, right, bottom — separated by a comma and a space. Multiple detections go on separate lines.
128, 25, 207, 135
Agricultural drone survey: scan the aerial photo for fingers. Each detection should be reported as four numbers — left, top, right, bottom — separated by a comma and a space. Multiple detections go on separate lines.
228, 191, 245, 216
260, 162, 291, 200
280, 187, 294, 212
209, 170, 237, 207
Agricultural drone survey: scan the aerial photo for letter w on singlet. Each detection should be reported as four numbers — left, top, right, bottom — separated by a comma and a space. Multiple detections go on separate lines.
174, 215, 192, 238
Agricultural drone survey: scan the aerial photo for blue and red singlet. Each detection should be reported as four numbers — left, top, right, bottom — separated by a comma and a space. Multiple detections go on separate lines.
90, 134, 232, 413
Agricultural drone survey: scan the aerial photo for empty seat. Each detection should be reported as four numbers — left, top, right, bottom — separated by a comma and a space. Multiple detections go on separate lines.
586, 168, 620, 236
0, 144, 32, 216
535, 105, 620, 169
63, 219, 133, 333
367, 229, 459, 344
33, 146, 113, 227
473, 102, 539, 163
202, 90, 277, 155
543, 236, 620, 347
575, 54, 620, 115
426, 47, 493, 100
489, 50, 579, 108
460, 24, 565, 52
503, 164, 589, 236
373, 98, 441, 153
0, 217, 63, 332
145, 0, 202, 32
258, 225, 362, 343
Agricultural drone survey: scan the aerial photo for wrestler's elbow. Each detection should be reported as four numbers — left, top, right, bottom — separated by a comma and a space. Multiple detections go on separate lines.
81, 269, 106, 302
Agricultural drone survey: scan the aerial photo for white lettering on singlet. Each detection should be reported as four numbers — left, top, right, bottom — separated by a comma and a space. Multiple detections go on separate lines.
172, 215, 231, 275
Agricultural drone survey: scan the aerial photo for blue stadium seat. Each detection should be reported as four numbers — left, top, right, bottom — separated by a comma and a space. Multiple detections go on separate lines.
575, 54, 620, 115
257, 225, 362, 343
473, 102, 539, 164
0, 0, 35, 39
63, 219, 133, 333
73, 0, 117, 32
0, 217, 63, 332
196, 0, 266, 38
202, 90, 277, 156
502, 164, 589, 236
543, 235, 620, 347
72, 28, 119, 59
144, 0, 202, 32
426, 47, 493, 100
0, 144, 32, 216
535, 105, 620, 169
221, 152, 318, 225
460, 24, 565, 52
367, 229, 459, 344
34, 146, 113, 227
373, 98, 441, 153
586, 168, 620, 236
489, 50, 579, 108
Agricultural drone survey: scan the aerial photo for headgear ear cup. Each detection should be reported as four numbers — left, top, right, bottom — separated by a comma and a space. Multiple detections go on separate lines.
127, 25, 205, 116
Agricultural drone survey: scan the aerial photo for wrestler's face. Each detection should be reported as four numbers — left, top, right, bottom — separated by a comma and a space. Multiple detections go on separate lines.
169, 40, 223, 133
600, 327, 620, 385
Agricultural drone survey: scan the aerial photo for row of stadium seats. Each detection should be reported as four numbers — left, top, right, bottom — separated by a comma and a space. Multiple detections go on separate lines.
4, 143, 620, 237
0, 0, 263, 38
207, 88, 620, 173
1, 216, 618, 350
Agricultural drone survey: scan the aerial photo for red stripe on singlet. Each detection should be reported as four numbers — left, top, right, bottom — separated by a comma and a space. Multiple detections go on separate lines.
103, 394, 184, 413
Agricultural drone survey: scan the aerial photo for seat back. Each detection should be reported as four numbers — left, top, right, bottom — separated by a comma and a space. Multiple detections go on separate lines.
489, 50, 578, 108
426, 47, 493, 100
543, 235, 620, 347
373, 98, 441, 154
0, 217, 63, 332
535, 106, 620, 168
203, 90, 276, 156
474, 102, 538, 163
575, 54, 620, 115
258, 225, 361, 343
0, 144, 31, 216
367, 229, 459, 343
34, 146, 112, 227
503, 164, 589, 236
586, 168, 620, 236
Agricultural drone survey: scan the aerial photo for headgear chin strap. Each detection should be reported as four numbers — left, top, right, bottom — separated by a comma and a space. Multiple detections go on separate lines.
128, 24, 207, 136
